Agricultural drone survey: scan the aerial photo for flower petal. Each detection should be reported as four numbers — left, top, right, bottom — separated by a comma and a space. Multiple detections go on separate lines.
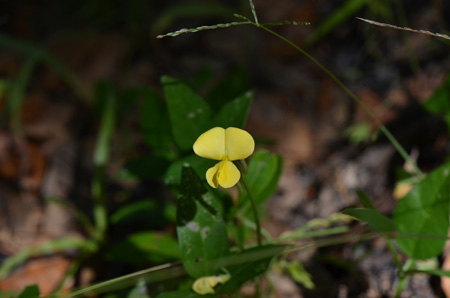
206, 161, 241, 188
225, 127, 255, 161
193, 127, 225, 160
206, 162, 221, 188
218, 160, 241, 188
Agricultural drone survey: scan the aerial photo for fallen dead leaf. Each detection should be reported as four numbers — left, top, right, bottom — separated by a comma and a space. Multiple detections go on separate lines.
0, 255, 72, 295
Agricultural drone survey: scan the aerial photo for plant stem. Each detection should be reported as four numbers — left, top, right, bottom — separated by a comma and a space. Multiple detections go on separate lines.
385, 237, 403, 276
394, 258, 414, 297
239, 170, 263, 246
248, 0, 259, 24
256, 24, 424, 179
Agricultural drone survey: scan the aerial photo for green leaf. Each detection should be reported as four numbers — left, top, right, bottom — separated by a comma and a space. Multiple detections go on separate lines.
140, 88, 177, 159
355, 190, 376, 209
240, 150, 283, 209
162, 76, 212, 151
177, 166, 229, 278
423, 72, 450, 132
206, 67, 250, 112
393, 162, 450, 259
18, 285, 40, 298
214, 90, 254, 128
344, 208, 396, 233
110, 199, 167, 225
412, 269, 450, 278
285, 261, 314, 289
219, 245, 289, 294
93, 81, 117, 166
108, 231, 181, 264
165, 154, 215, 186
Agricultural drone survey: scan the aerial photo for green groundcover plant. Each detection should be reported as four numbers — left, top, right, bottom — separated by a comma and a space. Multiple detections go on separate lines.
2, 0, 450, 297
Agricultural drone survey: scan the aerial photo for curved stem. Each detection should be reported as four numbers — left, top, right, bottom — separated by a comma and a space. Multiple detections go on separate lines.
239, 169, 262, 246
256, 24, 424, 178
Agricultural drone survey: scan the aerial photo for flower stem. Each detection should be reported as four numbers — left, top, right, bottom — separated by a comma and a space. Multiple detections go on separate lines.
239, 168, 263, 246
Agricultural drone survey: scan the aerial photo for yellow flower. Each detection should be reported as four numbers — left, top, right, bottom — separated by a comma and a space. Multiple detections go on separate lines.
192, 273, 231, 295
193, 127, 255, 188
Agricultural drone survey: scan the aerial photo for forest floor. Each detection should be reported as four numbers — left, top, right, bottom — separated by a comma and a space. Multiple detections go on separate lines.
0, 0, 449, 297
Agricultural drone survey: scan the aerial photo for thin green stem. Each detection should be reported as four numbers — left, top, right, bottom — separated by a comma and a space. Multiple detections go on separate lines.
394, 258, 414, 297
256, 24, 424, 179
247, 0, 259, 24
240, 159, 249, 174
92, 82, 117, 244
385, 238, 403, 276
239, 171, 262, 246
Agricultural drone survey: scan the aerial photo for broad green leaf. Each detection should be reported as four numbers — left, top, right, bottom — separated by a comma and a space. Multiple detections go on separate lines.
423, 72, 450, 132
140, 88, 177, 159
18, 285, 39, 298
219, 245, 289, 294
393, 162, 450, 259
108, 232, 181, 264
214, 90, 254, 129
355, 190, 376, 209
162, 76, 211, 151
240, 150, 283, 210
206, 67, 250, 112
177, 166, 229, 278
156, 290, 217, 298
344, 208, 396, 233
165, 154, 215, 186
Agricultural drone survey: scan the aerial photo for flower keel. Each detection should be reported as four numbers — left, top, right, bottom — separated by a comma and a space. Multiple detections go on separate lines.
206, 160, 241, 188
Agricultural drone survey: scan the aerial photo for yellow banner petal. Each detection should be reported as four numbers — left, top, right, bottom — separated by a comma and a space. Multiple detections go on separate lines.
193, 127, 225, 160
225, 127, 255, 161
